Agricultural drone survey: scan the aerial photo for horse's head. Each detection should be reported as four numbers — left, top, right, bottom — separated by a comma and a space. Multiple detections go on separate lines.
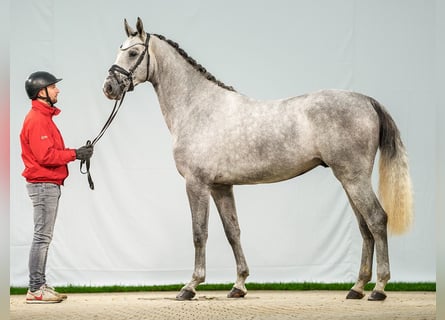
103, 17, 151, 100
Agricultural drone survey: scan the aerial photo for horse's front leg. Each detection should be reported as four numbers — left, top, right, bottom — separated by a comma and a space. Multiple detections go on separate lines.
211, 184, 249, 298
176, 180, 210, 301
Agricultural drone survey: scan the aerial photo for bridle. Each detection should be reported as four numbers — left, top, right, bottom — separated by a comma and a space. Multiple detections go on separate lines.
80, 33, 151, 190
108, 32, 151, 92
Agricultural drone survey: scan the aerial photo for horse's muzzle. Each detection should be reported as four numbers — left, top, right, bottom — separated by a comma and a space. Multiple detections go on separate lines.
103, 76, 123, 100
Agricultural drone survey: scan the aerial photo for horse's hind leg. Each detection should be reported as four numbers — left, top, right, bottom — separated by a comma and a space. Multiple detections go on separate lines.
342, 178, 390, 301
211, 184, 249, 298
176, 180, 211, 300
346, 194, 374, 299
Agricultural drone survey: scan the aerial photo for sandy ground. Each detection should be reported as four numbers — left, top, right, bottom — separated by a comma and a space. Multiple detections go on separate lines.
10, 290, 436, 320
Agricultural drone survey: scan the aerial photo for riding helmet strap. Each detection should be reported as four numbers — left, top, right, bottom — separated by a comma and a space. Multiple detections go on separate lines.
37, 87, 54, 107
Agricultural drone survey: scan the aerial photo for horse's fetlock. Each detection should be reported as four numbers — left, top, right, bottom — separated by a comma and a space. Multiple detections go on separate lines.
239, 269, 249, 278
193, 274, 205, 284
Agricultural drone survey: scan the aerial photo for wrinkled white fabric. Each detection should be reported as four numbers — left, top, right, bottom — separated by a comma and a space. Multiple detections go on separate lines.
10, 0, 437, 287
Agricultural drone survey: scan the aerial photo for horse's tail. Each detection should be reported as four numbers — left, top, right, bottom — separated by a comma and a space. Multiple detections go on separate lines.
370, 98, 414, 235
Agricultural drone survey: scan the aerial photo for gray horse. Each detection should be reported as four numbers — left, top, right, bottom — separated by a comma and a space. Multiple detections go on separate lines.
103, 18, 413, 301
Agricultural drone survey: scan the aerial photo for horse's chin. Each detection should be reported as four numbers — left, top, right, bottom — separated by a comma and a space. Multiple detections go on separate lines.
103, 91, 122, 100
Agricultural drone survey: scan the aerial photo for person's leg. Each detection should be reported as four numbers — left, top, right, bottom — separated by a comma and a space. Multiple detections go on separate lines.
27, 183, 60, 292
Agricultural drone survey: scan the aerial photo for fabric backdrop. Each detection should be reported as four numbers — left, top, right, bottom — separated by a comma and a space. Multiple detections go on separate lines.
10, 0, 438, 287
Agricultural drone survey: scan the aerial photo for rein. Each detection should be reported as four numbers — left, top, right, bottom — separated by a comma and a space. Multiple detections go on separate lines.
80, 33, 151, 190
80, 90, 128, 190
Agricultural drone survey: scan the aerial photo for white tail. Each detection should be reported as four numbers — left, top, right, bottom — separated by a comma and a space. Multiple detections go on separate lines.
371, 99, 414, 234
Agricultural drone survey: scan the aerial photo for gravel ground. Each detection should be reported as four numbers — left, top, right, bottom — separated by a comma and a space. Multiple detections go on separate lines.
10, 290, 436, 320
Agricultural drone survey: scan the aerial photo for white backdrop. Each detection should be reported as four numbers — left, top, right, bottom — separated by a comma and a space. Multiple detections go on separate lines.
10, 0, 438, 287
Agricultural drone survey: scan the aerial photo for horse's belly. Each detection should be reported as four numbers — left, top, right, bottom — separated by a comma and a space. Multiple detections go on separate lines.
213, 157, 323, 185
174, 131, 322, 185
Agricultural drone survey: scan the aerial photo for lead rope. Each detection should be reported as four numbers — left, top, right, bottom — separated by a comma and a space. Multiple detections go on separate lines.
80, 88, 128, 190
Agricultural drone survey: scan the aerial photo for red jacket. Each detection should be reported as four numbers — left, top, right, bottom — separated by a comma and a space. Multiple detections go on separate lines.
20, 100, 77, 185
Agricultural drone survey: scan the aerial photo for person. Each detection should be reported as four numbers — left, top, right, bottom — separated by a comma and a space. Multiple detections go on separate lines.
20, 71, 94, 304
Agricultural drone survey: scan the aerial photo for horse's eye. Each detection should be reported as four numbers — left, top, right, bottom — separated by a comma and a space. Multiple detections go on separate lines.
129, 50, 138, 58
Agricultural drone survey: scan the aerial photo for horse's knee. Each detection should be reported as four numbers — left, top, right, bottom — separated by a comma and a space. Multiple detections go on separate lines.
193, 234, 208, 248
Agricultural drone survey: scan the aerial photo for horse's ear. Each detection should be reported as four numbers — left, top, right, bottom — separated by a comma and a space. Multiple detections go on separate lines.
124, 18, 135, 37
136, 17, 145, 35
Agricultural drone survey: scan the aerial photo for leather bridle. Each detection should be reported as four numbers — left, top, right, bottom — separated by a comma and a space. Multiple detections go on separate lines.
80, 33, 151, 190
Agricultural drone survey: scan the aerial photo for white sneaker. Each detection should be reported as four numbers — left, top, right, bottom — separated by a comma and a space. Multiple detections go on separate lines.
26, 285, 64, 304
43, 284, 68, 300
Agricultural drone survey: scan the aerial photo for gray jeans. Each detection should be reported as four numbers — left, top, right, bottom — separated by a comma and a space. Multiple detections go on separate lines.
26, 183, 61, 291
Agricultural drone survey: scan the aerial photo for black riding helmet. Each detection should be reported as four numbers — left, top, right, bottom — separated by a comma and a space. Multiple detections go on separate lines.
25, 71, 62, 101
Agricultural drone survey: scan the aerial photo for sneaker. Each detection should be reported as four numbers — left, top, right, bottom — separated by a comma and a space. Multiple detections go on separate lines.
43, 284, 68, 300
26, 285, 64, 304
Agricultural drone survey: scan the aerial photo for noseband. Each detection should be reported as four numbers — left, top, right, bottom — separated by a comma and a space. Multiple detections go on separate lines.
108, 32, 151, 92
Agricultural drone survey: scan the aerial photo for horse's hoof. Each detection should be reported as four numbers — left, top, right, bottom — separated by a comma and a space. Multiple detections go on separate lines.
176, 289, 196, 301
368, 290, 387, 301
227, 287, 246, 298
346, 289, 365, 299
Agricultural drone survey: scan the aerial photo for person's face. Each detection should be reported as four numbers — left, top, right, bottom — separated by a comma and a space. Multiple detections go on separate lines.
39, 83, 60, 105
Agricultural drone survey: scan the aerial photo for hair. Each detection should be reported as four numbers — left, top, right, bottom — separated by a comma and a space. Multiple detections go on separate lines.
369, 98, 413, 234
153, 34, 236, 92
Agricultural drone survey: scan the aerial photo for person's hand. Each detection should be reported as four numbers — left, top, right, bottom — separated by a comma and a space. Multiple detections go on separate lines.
75, 144, 94, 161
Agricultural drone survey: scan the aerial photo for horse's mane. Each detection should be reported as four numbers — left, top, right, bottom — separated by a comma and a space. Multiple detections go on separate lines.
153, 34, 236, 92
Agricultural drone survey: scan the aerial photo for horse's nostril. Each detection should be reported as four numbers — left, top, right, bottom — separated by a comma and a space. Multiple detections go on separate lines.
105, 84, 113, 93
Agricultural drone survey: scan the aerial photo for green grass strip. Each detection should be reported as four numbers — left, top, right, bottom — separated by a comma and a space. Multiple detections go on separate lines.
10, 282, 435, 295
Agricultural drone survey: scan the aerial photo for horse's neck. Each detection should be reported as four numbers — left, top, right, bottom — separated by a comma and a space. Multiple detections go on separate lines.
150, 38, 226, 133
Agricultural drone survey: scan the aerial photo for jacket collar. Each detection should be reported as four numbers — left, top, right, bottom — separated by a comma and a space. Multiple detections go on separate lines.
31, 99, 61, 116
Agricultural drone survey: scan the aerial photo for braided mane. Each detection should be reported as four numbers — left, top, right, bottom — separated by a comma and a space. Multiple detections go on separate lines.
153, 34, 236, 92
